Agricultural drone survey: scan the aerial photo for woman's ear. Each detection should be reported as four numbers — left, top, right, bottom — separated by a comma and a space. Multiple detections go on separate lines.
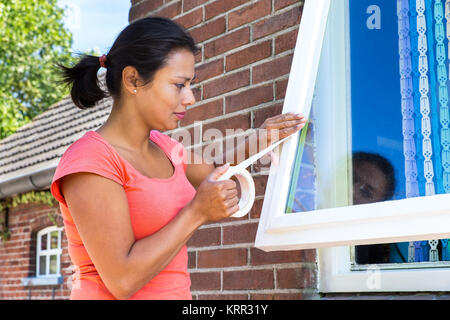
122, 66, 139, 95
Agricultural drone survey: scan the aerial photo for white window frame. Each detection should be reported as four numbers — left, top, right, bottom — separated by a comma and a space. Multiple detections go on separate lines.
36, 226, 63, 277
255, 0, 450, 292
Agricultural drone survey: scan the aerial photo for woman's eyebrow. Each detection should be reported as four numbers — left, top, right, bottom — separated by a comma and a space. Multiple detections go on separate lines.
175, 74, 197, 81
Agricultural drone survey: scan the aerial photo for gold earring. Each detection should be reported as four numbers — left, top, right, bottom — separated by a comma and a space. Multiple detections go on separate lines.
134, 89, 137, 94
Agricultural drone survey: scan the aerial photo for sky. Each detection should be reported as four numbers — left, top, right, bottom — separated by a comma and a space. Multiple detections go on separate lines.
57, 0, 131, 54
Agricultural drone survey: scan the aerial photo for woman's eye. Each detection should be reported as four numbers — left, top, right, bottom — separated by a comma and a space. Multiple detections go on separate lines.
359, 184, 372, 199
175, 83, 185, 89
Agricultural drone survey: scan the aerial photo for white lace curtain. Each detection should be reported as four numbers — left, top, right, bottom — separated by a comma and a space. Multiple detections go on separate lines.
398, 0, 450, 262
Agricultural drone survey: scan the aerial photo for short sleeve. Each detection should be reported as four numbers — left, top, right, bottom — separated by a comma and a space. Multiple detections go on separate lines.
51, 136, 126, 207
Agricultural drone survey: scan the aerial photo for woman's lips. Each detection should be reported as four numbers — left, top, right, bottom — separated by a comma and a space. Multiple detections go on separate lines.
174, 112, 185, 120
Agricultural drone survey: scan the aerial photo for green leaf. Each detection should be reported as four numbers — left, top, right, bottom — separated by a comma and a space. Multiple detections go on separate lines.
0, 0, 78, 139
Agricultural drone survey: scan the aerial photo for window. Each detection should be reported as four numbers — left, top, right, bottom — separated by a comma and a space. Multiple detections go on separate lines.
36, 226, 63, 277
255, 0, 450, 291
22, 226, 64, 287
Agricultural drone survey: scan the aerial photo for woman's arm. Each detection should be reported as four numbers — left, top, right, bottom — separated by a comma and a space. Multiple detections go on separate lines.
61, 172, 205, 300
185, 112, 306, 189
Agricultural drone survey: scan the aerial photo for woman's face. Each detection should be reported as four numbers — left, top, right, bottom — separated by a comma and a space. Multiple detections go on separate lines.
135, 48, 196, 132
353, 160, 389, 205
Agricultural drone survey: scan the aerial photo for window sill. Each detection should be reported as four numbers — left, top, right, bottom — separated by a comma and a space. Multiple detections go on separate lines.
21, 276, 63, 287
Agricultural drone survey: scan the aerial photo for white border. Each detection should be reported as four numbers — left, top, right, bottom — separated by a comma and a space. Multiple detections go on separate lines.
254, 0, 450, 291
36, 226, 63, 277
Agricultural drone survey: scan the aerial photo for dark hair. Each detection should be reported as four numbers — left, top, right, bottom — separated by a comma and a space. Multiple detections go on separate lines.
58, 16, 200, 109
353, 151, 396, 200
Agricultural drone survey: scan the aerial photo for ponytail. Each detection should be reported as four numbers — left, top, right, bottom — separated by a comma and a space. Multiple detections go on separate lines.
58, 17, 199, 110
58, 54, 107, 109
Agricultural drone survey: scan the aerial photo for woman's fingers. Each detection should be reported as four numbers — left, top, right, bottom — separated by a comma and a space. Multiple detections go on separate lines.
224, 196, 240, 208
265, 119, 306, 130
224, 188, 239, 200
265, 112, 305, 124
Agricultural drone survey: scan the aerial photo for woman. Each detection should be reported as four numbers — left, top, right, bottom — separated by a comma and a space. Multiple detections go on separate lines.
51, 16, 306, 300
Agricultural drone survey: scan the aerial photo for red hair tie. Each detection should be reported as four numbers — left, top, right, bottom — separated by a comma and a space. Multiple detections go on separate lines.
99, 54, 107, 68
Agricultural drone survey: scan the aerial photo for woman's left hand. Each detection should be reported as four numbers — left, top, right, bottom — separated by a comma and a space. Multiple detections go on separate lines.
257, 112, 307, 147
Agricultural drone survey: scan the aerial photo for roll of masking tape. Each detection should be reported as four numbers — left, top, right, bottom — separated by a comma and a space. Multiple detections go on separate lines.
215, 134, 295, 218
217, 165, 255, 218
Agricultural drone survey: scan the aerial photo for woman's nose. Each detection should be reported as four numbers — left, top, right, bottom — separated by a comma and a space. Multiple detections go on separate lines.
183, 88, 196, 106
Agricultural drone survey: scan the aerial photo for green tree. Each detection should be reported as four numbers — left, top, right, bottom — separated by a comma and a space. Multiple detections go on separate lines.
0, 0, 75, 139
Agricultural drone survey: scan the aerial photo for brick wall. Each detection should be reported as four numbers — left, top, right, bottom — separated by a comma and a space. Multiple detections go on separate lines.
1, 0, 446, 301
0, 202, 72, 300
129, 0, 318, 300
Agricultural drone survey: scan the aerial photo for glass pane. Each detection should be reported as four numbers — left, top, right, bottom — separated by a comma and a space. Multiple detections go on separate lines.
285, 121, 315, 213
50, 231, 59, 249
40, 234, 47, 251
49, 255, 57, 274
286, 0, 450, 264
39, 255, 46, 276
349, 0, 449, 265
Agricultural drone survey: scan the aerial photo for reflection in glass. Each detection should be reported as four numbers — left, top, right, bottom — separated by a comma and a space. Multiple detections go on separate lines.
350, 0, 450, 264
286, 121, 315, 213
39, 256, 46, 275
285, 0, 450, 264
50, 255, 57, 274
41, 234, 47, 251
50, 231, 58, 249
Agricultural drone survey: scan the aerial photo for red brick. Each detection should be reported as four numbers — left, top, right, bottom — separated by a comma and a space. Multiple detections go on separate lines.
275, 78, 289, 100
0, 209, 73, 300
254, 175, 268, 196
205, 0, 248, 21
253, 5, 302, 40
190, 17, 226, 43
180, 99, 223, 127
196, 135, 258, 173
203, 69, 250, 99
188, 251, 197, 269
194, 47, 203, 63
252, 54, 293, 84
190, 271, 221, 290
251, 248, 315, 265
198, 293, 248, 300
222, 222, 258, 245
204, 27, 250, 59
183, 0, 209, 12
226, 41, 272, 71
174, 7, 203, 29
252, 103, 283, 128
250, 292, 306, 300
276, 267, 316, 289
274, 0, 300, 11
275, 28, 299, 54
198, 248, 247, 268
154, 1, 182, 19
196, 58, 224, 82
249, 198, 264, 219
225, 83, 273, 114
192, 86, 202, 102
228, 0, 272, 30
129, 0, 164, 22
187, 226, 221, 247
202, 113, 251, 142
223, 269, 274, 290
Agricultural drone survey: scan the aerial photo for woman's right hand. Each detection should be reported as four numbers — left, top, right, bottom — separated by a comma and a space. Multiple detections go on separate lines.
188, 163, 240, 223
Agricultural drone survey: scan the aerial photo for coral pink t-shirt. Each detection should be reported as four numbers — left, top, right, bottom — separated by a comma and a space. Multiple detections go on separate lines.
50, 130, 196, 300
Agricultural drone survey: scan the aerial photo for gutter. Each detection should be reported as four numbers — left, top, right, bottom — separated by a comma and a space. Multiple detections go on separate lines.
0, 167, 56, 199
